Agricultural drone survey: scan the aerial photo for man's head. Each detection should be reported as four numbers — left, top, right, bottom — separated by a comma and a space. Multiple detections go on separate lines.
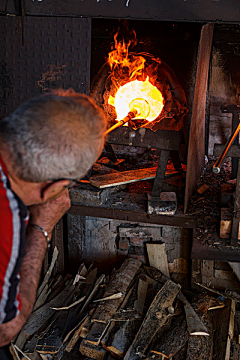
0, 89, 106, 204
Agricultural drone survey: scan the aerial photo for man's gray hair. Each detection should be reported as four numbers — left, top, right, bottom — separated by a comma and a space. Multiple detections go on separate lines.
0, 89, 107, 182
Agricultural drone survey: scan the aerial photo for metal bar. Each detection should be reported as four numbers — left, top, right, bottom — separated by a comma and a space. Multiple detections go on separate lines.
212, 120, 240, 174
105, 110, 137, 135
69, 204, 197, 228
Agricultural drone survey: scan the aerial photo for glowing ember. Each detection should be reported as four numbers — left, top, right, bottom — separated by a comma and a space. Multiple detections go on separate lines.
108, 77, 164, 121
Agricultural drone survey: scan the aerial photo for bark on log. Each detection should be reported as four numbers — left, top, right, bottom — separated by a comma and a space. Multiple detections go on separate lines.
150, 315, 188, 359
91, 258, 142, 323
123, 280, 181, 360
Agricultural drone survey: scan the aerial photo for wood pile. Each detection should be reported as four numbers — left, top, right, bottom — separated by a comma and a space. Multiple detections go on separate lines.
12, 248, 240, 360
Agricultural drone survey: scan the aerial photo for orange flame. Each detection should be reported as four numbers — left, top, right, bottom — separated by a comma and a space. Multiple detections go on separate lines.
107, 32, 164, 123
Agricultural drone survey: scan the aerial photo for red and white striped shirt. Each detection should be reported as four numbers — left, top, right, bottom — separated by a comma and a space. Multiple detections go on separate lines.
0, 157, 27, 323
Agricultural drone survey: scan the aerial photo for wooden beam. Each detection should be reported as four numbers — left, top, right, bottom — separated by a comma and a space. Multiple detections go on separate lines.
184, 23, 214, 213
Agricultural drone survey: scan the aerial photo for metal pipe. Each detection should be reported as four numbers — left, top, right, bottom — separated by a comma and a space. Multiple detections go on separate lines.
105, 109, 138, 135
212, 118, 240, 174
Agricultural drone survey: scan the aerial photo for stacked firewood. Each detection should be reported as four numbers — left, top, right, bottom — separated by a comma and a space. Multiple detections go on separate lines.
12, 248, 240, 360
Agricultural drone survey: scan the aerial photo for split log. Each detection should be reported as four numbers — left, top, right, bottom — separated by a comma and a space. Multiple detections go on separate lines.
36, 247, 59, 298
79, 339, 107, 360
149, 315, 188, 359
146, 243, 170, 278
123, 280, 181, 360
65, 315, 90, 352
90, 258, 141, 323
178, 292, 209, 336
185, 293, 217, 360
101, 275, 147, 358
143, 266, 169, 284
15, 282, 75, 349
106, 320, 141, 358
134, 276, 148, 315
80, 259, 141, 359
186, 311, 213, 360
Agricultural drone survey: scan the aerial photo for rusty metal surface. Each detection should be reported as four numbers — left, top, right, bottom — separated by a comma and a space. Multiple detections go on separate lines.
107, 127, 183, 151
0, 16, 91, 118
23, 0, 240, 24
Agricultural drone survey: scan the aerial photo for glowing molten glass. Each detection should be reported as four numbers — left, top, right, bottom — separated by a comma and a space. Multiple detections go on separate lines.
108, 77, 164, 122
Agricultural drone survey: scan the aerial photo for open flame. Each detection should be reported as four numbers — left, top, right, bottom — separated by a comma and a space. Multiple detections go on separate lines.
107, 31, 164, 123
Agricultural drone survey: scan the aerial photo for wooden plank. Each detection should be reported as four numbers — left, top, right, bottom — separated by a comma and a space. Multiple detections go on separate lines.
15, 283, 75, 348
212, 299, 234, 360
90, 167, 157, 189
36, 247, 59, 298
184, 23, 214, 213
90, 166, 180, 189
146, 243, 170, 278
124, 280, 181, 360
51, 219, 65, 275
225, 300, 236, 360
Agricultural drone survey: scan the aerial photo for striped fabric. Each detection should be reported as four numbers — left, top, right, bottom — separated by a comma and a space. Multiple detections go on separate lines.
0, 157, 27, 323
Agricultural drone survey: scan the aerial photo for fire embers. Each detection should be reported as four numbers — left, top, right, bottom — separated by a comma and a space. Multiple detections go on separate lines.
90, 29, 188, 131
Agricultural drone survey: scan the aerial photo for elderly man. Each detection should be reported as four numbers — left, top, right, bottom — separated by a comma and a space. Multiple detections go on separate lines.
0, 89, 106, 357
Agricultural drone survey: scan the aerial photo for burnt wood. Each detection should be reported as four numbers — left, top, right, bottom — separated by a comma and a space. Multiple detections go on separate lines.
191, 233, 240, 262
23, 0, 240, 24
69, 203, 197, 228
124, 280, 181, 360
150, 315, 188, 359
184, 23, 214, 213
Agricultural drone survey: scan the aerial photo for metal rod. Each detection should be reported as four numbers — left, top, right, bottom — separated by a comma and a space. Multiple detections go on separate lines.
105, 109, 138, 135
212, 118, 240, 174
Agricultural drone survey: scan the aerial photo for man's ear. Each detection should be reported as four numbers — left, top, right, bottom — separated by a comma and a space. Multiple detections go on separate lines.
41, 180, 70, 202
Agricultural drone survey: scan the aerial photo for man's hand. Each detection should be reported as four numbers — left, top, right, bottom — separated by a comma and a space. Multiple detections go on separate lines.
28, 188, 71, 236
